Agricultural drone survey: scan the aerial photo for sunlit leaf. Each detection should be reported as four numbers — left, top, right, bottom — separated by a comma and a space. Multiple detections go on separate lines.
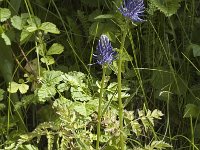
42, 70, 63, 86
74, 103, 87, 116
151, 109, 164, 119
38, 85, 56, 102
11, 15, 22, 30
41, 56, 55, 65
150, 140, 172, 149
18, 83, 29, 94
131, 120, 141, 136
1, 32, 11, 45
0, 8, 11, 22
47, 43, 64, 55
8, 81, 19, 93
40, 22, 60, 34
26, 25, 37, 32
71, 87, 92, 102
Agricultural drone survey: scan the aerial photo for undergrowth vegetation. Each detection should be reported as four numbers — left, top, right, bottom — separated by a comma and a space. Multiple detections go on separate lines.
0, 0, 200, 149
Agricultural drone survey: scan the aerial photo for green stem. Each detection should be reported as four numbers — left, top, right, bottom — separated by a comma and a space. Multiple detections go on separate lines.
118, 30, 127, 150
96, 65, 106, 150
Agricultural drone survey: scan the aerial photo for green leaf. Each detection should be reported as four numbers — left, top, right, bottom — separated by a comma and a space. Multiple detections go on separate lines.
150, 140, 172, 149
74, 103, 87, 116
190, 43, 200, 57
19, 144, 39, 150
40, 22, 60, 34
94, 14, 114, 19
41, 56, 55, 65
47, 43, 64, 55
184, 104, 200, 118
151, 109, 164, 119
71, 87, 92, 102
42, 70, 63, 86
63, 71, 86, 87
20, 29, 33, 44
8, 81, 19, 93
26, 25, 37, 32
38, 85, 56, 102
11, 15, 22, 30
151, 68, 187, 96
0, 8, 11, 22
27, 16, 41, 26
0, 103, 5, 111
57, 83, 70, 92
131, 120, 141, 136
149, 0, 181, 17
0, 89, 4, 101
18, 83, 29, 94
1, 32, 11, 45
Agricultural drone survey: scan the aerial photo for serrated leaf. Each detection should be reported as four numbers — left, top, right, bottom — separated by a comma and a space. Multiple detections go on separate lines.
184, 104, 200, 118
62, 71, 86, 87
40, 22, 60, 34
41, 56, 55, 65
71, 87, 92, 102
47, 43, 64, 55
57, 83, 70, 92
131, 120, 141, 136
1, 32, 11, 45
18, 83, 29, 94
8, 82, 19, 93
11, 15, 22, 30
151, 109, 164, 119
42, 70, 63, 86
150, 0, 181, 17
38, 85, 56, 102
0, 8, 11, 22
74, 103, 87, 116
27, 16, 41, 26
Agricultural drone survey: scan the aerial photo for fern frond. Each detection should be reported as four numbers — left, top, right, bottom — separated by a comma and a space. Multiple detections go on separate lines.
77, 10, 90, 36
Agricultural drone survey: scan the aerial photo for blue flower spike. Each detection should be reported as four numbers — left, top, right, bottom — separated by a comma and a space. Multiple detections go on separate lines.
119, 0, 145, 22
94, 35, 117, 66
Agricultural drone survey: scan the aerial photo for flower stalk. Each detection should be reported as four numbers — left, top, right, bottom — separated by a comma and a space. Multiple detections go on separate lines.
94, 35, 116, 150
96, 65, 106, 150
118, 29, 127, 150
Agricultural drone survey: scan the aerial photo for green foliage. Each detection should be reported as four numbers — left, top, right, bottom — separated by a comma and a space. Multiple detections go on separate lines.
0, 8, 11, 22
0, 0, 199, 149
148, 0, 182, 16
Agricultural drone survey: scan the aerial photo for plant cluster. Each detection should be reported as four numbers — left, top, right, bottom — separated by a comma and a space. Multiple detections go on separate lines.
0, 0, 199, 149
